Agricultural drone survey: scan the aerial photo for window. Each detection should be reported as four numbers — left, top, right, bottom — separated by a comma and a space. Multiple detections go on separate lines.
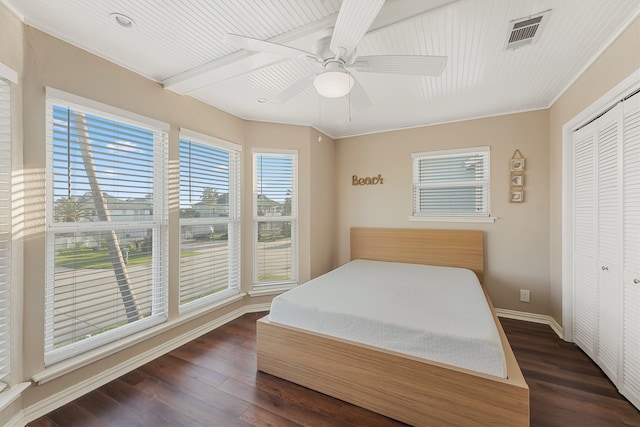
412, 146, 491, 219
179, 130, 241, 311
253, 151, 297, 288
45, 89, 168, 364
0, 78, 11, 387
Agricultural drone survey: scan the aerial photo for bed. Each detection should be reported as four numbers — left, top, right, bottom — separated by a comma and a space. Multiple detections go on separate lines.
257, 228, 529, 426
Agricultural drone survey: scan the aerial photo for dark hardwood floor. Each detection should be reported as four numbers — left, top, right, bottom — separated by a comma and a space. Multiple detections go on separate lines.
29, 313, 639, 427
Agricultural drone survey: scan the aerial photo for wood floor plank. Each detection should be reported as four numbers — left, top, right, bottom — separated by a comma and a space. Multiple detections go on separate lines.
45, 401, 108, 427
28, 313, 640, 427
219, 376, 356, 427
137, 357, 245, 414
239, 405, 302, 427
133, 376, 251, 426
74, 389, 146, 427
99, 378, 208, 427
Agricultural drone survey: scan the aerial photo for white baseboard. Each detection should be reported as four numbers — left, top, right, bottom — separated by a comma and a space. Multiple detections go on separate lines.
22, 302, 269, 426
495, 308, 564, 339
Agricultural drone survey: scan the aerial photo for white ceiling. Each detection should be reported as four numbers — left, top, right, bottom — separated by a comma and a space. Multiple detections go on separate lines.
5, 0, 640, 138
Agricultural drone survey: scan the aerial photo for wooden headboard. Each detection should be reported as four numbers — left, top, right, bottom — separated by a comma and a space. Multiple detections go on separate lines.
350, 228, 484, 284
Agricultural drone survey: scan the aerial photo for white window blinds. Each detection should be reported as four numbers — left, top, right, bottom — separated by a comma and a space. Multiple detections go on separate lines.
45, 89, 168, 364
179, 130, 241, 311
412, 147, 490, 217
0, 80, 11, 385
253, 151, 297, 287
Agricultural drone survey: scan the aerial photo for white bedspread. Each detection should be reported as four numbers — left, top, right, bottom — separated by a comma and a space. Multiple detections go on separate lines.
269, 259, 507, 378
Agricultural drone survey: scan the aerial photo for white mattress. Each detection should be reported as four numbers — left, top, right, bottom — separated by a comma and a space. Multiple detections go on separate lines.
269, 259, 507, 378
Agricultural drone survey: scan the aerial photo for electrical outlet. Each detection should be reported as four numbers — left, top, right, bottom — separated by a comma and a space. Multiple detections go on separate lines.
520, 289, 530, 303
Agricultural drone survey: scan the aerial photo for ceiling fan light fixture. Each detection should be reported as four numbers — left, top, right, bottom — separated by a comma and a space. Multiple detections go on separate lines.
313, 70, 354, 98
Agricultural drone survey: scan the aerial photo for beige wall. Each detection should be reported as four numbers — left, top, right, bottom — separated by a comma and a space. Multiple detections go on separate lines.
310, 130, 337, 278
549, 17, 640, 325
336, 111, 551, 313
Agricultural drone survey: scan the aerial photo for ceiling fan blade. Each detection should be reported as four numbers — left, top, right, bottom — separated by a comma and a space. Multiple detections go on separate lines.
349, 77, 372, 112
330, 0, 385, 58
348, 55, 447, 76
271, 74, 316, 104
224, 33, 322, 63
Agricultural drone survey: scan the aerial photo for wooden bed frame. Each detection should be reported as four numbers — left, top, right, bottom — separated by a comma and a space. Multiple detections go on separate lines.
257, 228, 529, 426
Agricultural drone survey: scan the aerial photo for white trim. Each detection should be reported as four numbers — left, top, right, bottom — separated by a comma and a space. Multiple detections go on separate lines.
24, 300, 268, 425
0, 0, 25, 21
561, 67, 640, 343
412, 145, 490, 158
46, 87, 170, 131
0, 382, 30, 412
408, 216, 497, 223
0, 62, 18, 84
251, 147, 298, 156
495, 308, 563, 339
33, 292, 246, 384
4, 411, 25, 427
179, 128, 242, 152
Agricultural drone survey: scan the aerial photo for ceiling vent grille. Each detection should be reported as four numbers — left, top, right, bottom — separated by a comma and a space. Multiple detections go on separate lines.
505, 10, 551, 50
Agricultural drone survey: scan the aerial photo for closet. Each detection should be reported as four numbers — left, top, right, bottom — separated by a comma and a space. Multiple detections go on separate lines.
571, 91, 640, 408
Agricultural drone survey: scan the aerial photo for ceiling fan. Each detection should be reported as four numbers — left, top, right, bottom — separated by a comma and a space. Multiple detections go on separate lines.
223, 0, 447, 111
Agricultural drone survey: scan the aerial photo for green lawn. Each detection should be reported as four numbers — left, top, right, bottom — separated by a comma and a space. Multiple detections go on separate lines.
56, 247, 197, 269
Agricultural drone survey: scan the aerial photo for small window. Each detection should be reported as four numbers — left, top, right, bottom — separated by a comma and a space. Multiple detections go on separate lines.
412, 147, 490, 218
253, 150, 297, 288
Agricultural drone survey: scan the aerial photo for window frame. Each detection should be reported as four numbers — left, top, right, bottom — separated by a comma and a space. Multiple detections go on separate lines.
410, 146, 496, 223
252, 149, 298, 290
0, 74, 14, 388
178, 129, 242, 313
44, 88, 169, 365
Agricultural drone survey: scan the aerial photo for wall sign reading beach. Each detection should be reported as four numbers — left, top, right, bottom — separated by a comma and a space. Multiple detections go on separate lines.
352, 174, 384, 186
509, 150, 525, 203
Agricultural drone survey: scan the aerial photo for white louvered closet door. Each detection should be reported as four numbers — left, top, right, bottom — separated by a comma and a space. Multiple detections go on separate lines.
573, 122, 598, 358
596, 104, 623, 383
622, 93, 640, 408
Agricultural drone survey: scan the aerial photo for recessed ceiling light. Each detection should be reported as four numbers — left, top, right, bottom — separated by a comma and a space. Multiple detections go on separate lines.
110, 12, 135, 29
257, 98, 268, 104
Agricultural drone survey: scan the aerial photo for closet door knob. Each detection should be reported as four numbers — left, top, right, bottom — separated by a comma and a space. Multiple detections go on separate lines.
634, 278, 640, 284
602, 266, 609, 271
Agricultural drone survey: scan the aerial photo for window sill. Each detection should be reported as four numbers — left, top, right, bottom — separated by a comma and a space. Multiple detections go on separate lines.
408, 215, 498, 223
0, 382, 30, 412
249, 284, 297, 297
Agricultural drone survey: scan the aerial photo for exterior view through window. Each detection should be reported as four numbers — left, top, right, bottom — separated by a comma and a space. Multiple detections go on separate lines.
179, 131, 241, 311
45, 90, 168, 364
253, 151, 297, 287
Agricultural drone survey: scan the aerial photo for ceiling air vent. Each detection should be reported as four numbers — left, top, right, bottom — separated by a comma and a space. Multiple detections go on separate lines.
505, 10, 551, 50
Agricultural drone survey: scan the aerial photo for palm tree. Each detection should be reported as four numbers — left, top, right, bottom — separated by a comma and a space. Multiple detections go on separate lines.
55, 197, 90, 222
75, 113, 141, 323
